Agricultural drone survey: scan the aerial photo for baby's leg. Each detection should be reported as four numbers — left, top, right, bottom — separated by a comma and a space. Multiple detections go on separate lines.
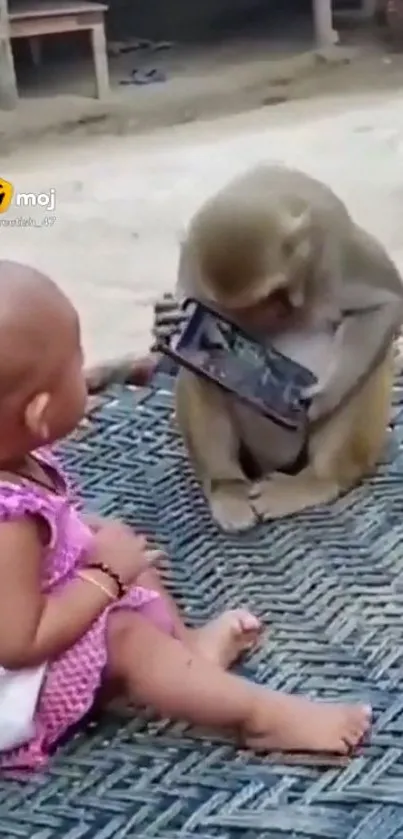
137, 567, 262, 669
106, 611, 371, 755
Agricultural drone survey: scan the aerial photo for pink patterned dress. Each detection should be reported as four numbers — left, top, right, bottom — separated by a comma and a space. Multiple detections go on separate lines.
0, 451, 175, 771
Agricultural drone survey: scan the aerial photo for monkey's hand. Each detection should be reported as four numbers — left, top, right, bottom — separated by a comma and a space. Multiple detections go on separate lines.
305, 296, 403, 423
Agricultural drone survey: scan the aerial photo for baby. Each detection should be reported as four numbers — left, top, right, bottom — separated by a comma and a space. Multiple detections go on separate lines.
0, 260, 371, 771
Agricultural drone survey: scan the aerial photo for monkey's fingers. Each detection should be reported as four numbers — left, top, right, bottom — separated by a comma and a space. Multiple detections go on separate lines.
302, 380, 323, 402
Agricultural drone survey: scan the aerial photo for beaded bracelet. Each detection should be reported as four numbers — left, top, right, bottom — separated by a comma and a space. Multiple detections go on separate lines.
77, 570, 116, 601
84, 561, 128, 599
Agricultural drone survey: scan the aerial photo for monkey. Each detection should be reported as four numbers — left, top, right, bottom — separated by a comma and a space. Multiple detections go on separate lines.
174, 164, 403, 532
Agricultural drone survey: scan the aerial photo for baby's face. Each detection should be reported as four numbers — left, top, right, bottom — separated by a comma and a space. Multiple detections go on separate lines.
46, 306, 88, 442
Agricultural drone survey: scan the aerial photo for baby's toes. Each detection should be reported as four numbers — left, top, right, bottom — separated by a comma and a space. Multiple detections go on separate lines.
356, 704, 372, 731
345, 706, 372, 748
231, 610, 263, 647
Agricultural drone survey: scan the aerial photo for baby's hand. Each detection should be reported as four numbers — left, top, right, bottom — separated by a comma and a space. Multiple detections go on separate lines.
89, 521, 160, 587
83, 514, 105, 533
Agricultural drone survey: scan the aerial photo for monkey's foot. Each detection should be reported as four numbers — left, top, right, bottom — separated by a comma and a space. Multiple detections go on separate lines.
249, 473, 339, 519
210, 482, 258, 532
244, 693, 372, 755
188, 609, 263, 669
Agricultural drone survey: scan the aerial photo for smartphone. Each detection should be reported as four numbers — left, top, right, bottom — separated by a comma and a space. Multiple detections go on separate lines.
158, 299, 317, 432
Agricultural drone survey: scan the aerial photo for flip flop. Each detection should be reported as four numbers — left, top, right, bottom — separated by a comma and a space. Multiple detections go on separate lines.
131, 67, 167, 85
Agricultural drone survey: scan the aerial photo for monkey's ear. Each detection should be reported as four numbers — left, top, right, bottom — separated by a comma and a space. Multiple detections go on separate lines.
282, 208, 311, 247
283, 208, 312, 263
282, 209, 312, 309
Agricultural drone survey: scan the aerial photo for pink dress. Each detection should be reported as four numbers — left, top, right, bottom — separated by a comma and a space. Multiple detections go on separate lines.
0, 451, 175, 771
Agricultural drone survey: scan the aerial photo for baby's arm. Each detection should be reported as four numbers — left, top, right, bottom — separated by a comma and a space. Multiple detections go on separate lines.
0, 518, 116, 670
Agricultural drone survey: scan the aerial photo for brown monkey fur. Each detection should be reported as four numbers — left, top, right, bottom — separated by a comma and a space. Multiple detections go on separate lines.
175, 164, 403, 532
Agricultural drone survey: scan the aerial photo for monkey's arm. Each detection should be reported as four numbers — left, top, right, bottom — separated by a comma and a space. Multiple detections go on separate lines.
308, 285, 403, 423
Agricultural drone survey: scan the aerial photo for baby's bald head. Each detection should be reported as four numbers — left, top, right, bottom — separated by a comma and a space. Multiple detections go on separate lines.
0, 261, 87, 448
0, 259, 71, 322
0, 260, 77, 397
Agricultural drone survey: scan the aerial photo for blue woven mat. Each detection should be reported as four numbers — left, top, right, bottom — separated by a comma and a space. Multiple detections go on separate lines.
2, 371, 403, 839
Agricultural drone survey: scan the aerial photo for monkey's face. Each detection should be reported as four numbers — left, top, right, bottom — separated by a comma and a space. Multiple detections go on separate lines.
222, 289, 295, 334
190, 199, 312, 334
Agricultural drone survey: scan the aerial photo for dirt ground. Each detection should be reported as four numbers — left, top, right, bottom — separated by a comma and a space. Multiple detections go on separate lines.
3, 26, 403, 150
2, 82, 403, 364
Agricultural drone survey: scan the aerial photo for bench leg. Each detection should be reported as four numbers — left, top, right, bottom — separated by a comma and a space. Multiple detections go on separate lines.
29, 36, 42, 68
0, 36, 17, 109
312, 0, 337, 47
90, 22, 109, 99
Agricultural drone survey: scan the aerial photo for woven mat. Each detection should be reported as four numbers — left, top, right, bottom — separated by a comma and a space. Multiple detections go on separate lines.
2, 370, 403, 839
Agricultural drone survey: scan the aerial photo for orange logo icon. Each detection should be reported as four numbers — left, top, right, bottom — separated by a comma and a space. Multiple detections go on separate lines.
0, 179, 13, 213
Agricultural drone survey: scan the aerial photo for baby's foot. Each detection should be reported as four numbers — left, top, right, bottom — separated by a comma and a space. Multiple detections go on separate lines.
189, 609, 262, 669
244, 692, 371, 755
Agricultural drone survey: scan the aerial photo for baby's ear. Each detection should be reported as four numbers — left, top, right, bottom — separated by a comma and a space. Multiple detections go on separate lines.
25, 392, 51, 441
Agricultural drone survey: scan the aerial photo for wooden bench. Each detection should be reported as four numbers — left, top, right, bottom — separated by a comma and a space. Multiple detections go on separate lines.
0, 0, 109, 109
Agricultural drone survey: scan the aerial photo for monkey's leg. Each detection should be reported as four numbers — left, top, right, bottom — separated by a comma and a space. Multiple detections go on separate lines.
176, 369, 258, 532
249, 348, 393, 520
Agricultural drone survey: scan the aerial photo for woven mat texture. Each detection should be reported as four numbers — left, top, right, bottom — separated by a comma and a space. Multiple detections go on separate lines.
1, 370, 403, 839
